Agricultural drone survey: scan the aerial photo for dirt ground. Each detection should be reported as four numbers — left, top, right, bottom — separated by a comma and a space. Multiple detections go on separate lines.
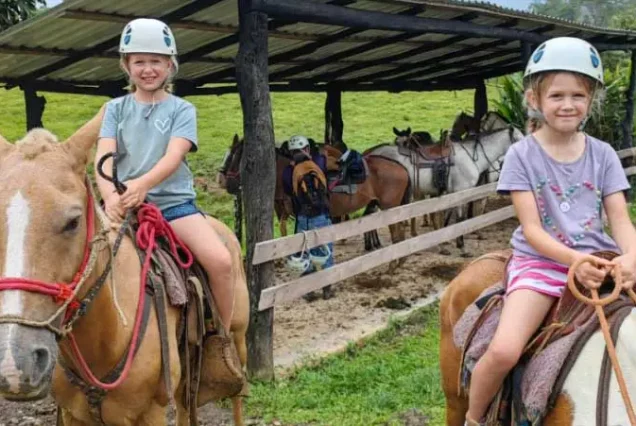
0, 196, 516, 426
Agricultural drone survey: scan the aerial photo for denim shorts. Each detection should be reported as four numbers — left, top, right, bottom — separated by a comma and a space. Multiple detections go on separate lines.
161, 200, 203, 222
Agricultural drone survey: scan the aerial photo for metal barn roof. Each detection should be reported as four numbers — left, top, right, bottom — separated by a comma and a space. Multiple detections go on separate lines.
1, 0, 635, 96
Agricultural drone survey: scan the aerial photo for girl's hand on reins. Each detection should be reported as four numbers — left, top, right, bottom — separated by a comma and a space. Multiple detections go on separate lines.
573, 253, 614, 289
120, 178, 149, 209
104, 192, 125, 223
609, 253, 636, 290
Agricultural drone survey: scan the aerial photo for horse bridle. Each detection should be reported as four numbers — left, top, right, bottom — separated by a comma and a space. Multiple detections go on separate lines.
0, 179, 112, 337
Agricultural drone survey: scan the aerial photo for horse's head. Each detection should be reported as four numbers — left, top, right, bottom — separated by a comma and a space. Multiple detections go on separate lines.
450, 111, 480, 141
0, 110, 103, 400
217, 134, 243, 195
392, 126, 412, 145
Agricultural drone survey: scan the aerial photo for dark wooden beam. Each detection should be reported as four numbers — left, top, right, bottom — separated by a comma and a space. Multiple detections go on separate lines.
324, 88, 343, 144
21, 84, 46, 131
268, 11, 485, 82
344, 23, 555, 84
236, 0, 276, 381
622, 50, 636, 149
521, 41, 533, 64
446, 58, 524, 82
20, 0, 224, 81
474, 80, 487, 120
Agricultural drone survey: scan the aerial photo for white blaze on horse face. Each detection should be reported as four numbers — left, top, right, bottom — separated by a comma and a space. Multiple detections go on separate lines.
1, 191, 29, 315
562, 309, 636, 424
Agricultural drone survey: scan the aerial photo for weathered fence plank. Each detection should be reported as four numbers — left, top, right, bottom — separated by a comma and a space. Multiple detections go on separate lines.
253, 181, 498, 265
258, 205, 515, 310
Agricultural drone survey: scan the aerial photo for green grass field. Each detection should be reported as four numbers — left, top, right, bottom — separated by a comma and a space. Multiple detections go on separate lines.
0, 85, 497, 235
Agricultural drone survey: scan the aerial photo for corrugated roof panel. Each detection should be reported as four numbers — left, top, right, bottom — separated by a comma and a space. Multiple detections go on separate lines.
0, 0, 635, 93
0, 54, 63, 78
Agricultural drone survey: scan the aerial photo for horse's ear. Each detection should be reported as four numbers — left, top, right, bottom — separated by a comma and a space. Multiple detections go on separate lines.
63, 105, 106, 173
392, 127, 399, 136
407, 127, 411, 135
233, 133, 239, 146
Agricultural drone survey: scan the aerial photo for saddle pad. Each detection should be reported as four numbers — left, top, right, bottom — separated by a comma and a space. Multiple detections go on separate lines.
154, 248, 188, 306
330, 183, 358, 194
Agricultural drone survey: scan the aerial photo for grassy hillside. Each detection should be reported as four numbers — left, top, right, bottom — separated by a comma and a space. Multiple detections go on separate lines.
0, 86, 497, 233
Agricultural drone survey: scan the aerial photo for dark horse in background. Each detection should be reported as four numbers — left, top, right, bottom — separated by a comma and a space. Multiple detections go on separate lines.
218, 135, 412, 256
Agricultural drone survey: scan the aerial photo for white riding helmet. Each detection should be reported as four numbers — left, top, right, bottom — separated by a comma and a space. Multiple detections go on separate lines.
289, 135, 310, 151
524, 37, 603, 86
309, 245, 331, 270
286, 252, 311, 274
119, 18, 179, 74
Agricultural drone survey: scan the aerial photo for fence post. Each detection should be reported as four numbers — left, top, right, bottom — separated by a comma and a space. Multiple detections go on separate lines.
236, 0, 276, 381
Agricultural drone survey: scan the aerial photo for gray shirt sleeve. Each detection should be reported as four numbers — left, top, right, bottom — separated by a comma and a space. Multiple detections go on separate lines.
497, 144, 532, 194
171, 102, 198, 152
99, 101, 118, 139
602, 143, 630, 197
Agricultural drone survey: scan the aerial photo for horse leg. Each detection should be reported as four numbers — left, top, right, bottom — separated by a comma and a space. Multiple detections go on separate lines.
410, 217, 418, 237
387, 222, 407, 271
138, 401, 170, 425
438, 208, 454, 256
279, 216, 287, 237
363, 202, 382, 251
455, 205, 473, 258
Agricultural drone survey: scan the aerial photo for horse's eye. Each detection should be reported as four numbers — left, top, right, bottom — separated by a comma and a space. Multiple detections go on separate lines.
63, 217, 81, 233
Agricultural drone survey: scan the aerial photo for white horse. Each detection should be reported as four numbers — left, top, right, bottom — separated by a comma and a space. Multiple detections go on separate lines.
368, 113, 524, 256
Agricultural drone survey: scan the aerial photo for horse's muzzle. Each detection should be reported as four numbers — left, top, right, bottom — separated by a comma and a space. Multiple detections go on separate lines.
0, 324, 57, 400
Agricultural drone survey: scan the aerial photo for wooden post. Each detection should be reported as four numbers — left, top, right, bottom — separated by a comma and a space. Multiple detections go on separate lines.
473, 79, 487, 121
622, 50, 636, 150
22, 83, 46, 131
236, 0, 276, 381
324, 88, 344, 144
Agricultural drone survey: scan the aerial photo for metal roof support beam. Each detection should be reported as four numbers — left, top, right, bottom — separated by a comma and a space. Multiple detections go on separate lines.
181, 0, 357, 67
343, 23, 555, 84
252, 0, 632, 52
21, 83, 46, 131
270, 10, 483, 83
21, 0, 224, 81
622, 50, 636, 150
236, 0, 276, 381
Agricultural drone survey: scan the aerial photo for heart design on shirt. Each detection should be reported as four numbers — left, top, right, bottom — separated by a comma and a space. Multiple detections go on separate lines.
154, 117, 171, 134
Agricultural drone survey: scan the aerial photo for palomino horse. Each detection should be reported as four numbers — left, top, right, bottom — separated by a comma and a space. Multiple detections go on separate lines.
440, 251, 636, 425
368, 113, 523, 256
0, 113, 249, 425
218, 137, 411, 254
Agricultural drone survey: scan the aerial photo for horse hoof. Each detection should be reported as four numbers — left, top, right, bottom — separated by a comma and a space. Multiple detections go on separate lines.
303, 292, 320, 303
322, 286, 335, 300
460, 252, 473, 258
440, 248, 451, 256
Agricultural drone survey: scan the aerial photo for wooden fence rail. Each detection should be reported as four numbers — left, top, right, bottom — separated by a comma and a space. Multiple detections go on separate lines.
256, 147, 636, 311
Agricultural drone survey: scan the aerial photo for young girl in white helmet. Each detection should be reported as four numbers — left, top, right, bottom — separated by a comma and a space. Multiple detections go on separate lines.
95, 18, 234, 333
465, 37, 636, 425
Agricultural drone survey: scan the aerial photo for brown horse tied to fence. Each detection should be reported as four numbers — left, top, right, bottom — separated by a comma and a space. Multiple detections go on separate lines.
219, 136, 412, 254
0, 112, 250, 425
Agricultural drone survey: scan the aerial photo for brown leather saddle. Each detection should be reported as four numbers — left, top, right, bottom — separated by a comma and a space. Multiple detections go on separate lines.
397, 139, 452, 167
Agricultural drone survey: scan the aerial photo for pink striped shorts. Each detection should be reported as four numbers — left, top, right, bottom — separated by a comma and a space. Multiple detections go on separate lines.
506, 255, 569, 298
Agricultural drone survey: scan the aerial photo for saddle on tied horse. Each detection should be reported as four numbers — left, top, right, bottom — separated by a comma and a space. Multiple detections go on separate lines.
452, 251, 636, 425
93, 153, 247, 422
323, 143, 368, 194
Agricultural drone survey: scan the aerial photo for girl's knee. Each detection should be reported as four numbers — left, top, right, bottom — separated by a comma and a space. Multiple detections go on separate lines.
485, 341, 522, 371
199, 245, 232, 278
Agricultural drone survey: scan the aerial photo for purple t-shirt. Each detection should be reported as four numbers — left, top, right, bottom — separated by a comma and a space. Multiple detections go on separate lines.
497, 135, 630, 261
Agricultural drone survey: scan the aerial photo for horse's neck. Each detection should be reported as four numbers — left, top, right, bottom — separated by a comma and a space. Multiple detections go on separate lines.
476, 130, 512, 167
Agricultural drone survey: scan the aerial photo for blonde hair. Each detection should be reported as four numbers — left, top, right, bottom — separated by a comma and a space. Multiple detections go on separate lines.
119, 54, 176, 93
524, 71, 604, 133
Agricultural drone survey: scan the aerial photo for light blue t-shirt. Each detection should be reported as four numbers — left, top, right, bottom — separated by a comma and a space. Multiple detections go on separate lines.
497, 134, 630, 262
99, 94, 198, 211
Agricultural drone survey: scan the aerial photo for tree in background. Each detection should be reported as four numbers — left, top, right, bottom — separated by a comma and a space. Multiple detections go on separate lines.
529, 0, 633, 27
0, 0, 46, 31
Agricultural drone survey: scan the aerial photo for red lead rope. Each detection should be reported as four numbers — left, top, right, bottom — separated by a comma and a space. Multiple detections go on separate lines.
69, 202, 193, 390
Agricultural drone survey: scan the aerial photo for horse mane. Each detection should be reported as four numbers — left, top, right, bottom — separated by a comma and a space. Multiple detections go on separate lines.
15, 128, 59, 160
